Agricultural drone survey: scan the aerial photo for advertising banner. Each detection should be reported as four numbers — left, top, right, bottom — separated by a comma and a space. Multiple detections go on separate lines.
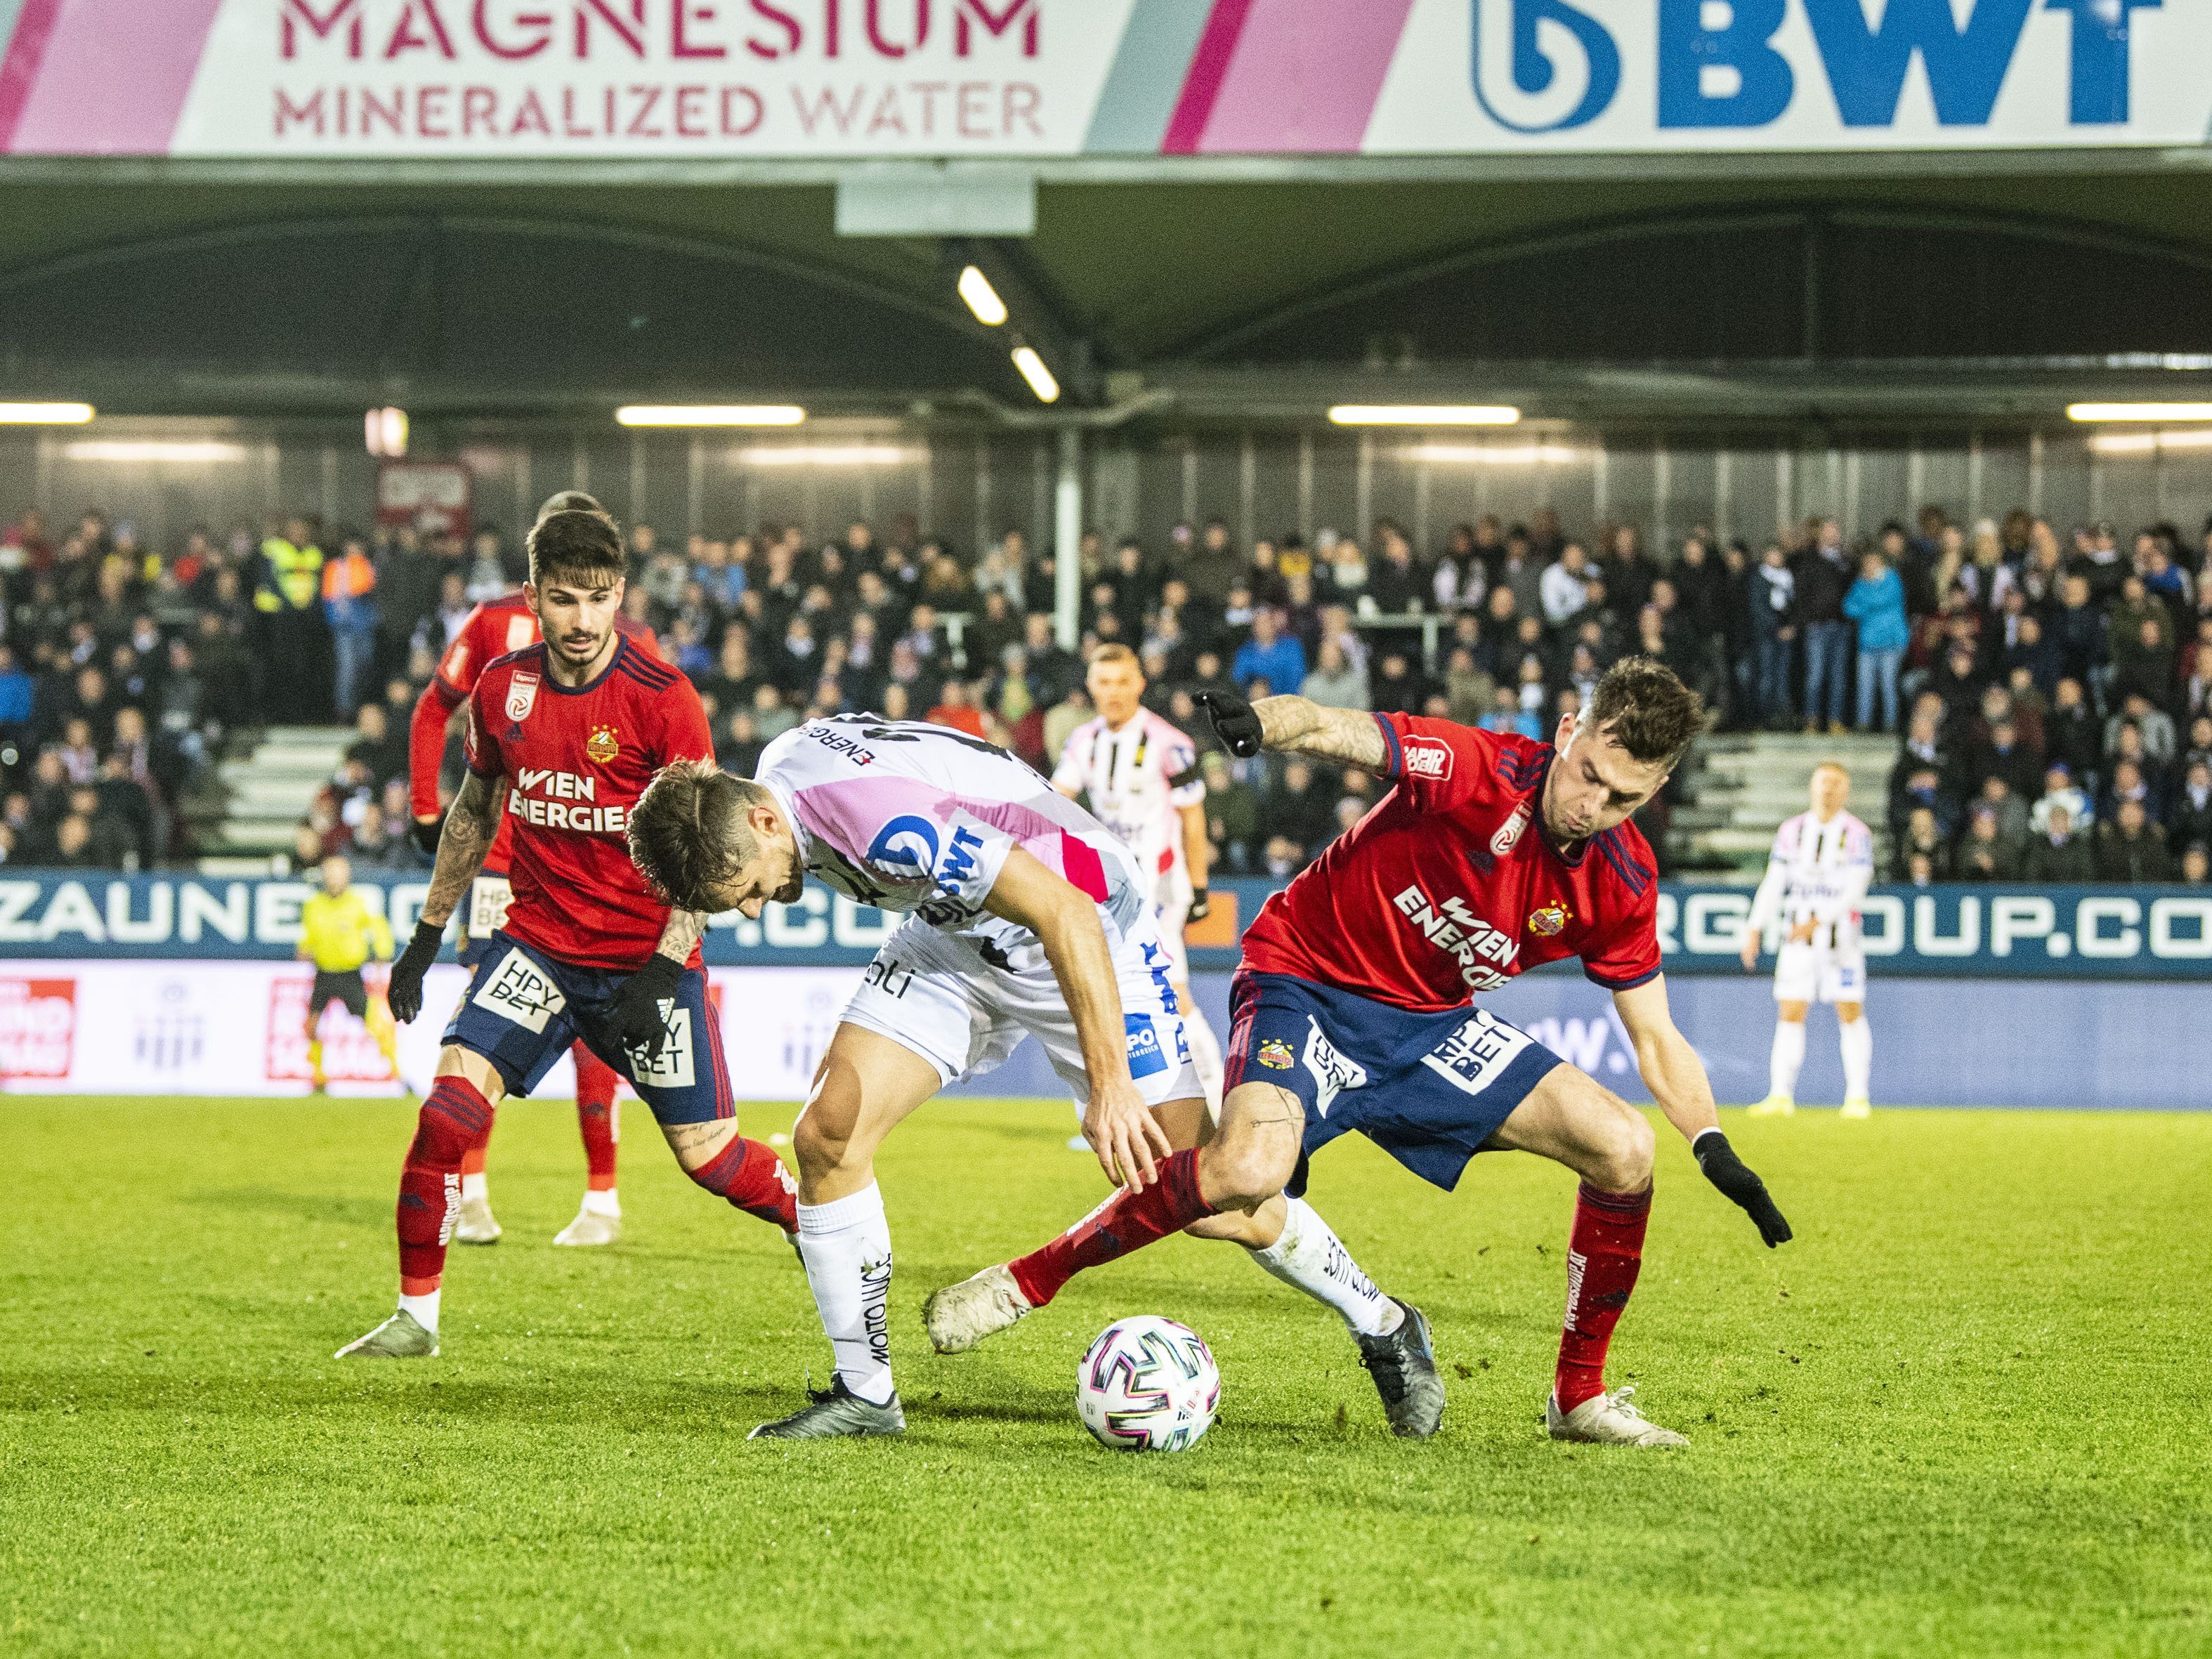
2, 873, 2208, 980
0, 1, 2205, 160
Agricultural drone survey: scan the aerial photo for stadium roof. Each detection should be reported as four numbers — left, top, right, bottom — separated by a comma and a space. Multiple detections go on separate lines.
8, 155, 2212, 427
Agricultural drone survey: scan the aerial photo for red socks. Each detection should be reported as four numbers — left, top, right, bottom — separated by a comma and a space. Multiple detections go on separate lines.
689, 1135, 798, 1232
1554, 1182, 1651, 1413
572, 1042, 621, 1191
1008, 1148, 1216, 1309
398, 1077, 493, 1294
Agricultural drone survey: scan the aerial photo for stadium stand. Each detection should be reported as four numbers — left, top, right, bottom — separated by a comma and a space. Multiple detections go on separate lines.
4, 499, 2209, 886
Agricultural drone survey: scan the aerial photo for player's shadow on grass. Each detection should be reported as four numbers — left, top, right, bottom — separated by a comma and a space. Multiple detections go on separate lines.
188, 1186, 390, 1231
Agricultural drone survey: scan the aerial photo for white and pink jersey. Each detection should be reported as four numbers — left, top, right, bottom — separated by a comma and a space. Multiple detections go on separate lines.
1746, 809, 1875, 951
1050, 709, 1205, 881
754, 714, 1150, 952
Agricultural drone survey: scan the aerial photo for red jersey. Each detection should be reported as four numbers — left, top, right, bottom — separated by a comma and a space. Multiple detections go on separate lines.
410, 592, 660, 865
1239, 712, 1661, 1013
462, 636, 712, 971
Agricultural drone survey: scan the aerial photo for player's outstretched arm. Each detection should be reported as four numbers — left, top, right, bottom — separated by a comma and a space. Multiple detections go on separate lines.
983, 847, 1172, 1193
1611, 976, 1793, 1249
1194, 689, 1387, 770
387, 770, 501, 1023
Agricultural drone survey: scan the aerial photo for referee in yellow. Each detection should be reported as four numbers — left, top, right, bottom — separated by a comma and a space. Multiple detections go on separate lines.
298, 854, 400, 1091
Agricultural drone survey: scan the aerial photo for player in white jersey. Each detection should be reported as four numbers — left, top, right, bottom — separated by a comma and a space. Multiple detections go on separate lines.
625, 716, 1427, 1440
1049, 644, 1225, 1139
1739, 762, 1876, 1119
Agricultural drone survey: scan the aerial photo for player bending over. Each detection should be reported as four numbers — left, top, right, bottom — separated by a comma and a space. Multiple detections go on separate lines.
336, 509, 797, 1360
1741, 762, 1875, 1119
406, 490, 637, 1247
625, 716, 1441, 1441
926, 658, 1792, 1448
1051, 644, 1226, 1131
296, 854, 400, 1092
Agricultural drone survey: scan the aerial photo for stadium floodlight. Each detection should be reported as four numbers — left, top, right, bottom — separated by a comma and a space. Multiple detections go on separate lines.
1329, 405, 1520, 426
0, 402, 95, 424
615, 405, 806, 427
365, 407, 408, 458
740, 445, 915, 467
2066, 402, 2212, 422
64, 440, 248, 462
957, 265, 1008, 327
1012, 346, 1060, 404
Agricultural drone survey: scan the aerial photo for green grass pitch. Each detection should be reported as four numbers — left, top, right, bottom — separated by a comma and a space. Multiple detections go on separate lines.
4, 1096, 2207, 1658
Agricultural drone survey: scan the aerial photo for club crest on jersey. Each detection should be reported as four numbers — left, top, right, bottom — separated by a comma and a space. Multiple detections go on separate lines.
1257, 1039, 1294, 1070
1401, 737, 1453, 782
1490, 801, 1531, 856
1526, 902, 1570, 938
505, 670, 540, 722
584, 725, 619, 764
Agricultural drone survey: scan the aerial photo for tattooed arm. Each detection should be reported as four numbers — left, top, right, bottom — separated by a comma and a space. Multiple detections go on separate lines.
417, 769, 502, 929
1252, 695, 1389, 770
650, 905, 708, 965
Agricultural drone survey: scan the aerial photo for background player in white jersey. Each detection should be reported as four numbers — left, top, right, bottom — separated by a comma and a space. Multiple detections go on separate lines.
1740, 763, 1876, 1119
626, 717, 1435, 1441
1050, 644, 1225, 1131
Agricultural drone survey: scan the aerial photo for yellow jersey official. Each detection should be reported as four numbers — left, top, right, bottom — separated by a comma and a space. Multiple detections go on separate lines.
298, 855, 399, 1090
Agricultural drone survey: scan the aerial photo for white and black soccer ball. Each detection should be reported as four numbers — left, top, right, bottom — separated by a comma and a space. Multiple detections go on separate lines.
1075, 1316, 1219, 1453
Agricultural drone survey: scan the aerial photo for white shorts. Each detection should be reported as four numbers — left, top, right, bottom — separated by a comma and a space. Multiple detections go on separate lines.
1774, 940, 1866, 1004
840, 911, 1205, 1107
1149, 864, 1193, 983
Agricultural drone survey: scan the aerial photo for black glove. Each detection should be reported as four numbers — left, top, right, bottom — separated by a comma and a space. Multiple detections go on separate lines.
387, 919, 445, 1024
1194, 690, 1263, 759
410, 815, 445, 858
1694, 1129, 1793, 1248
1186, 886, 1210, 924
611, 953, 684, 1065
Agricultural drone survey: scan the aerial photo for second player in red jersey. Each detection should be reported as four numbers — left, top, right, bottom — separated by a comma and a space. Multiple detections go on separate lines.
403, 492, 648, 1250
337, 508, 795, 1361
927, 659, 1792, 1449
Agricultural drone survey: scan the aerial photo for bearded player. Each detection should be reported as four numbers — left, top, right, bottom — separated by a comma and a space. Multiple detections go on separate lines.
624, 715, 1437, 1441
336, 509, 797, 1360
407, 490, 635, 1247
926, 658, 1793, 1448
1051, 644, 1224, 1127
1740, 762, 1876, 1119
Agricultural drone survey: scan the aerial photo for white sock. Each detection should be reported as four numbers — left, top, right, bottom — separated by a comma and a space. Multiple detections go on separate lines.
459, 1172, 488, 1202
1181, 1004, 1225, 1116
1248, 1198, 1401, 1337
582, 1188, 620, 1218
796, 1183, 896, 1405
398, 1289, 440, 1335
1769, 1021, 1806, 1099
1839, 1016, 1873, 1099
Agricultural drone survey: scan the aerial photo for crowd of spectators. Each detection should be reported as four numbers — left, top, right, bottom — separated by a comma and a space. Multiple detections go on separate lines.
5, 494, 2211, 885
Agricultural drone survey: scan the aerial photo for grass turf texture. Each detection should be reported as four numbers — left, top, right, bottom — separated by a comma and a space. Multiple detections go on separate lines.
4, 1099, 2206, 1658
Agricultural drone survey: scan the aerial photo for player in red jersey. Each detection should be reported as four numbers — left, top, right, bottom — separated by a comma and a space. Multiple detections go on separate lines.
927, 658, 1792, 1447
406, 492, 636, 1248
337, 510, 797, 1358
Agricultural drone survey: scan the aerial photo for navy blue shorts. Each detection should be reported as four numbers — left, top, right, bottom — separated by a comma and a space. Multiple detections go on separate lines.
442, 931, 733, 1127
1224, 971, 1564, 1195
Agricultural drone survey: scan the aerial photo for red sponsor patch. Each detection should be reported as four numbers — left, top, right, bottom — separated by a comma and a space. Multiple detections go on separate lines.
1401, 737, 1453, 782
0, 977, 77, 1080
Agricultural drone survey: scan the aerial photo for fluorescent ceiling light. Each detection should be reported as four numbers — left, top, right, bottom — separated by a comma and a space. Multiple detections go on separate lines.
2088, 428, 2212, 455
616, 405, 805, 427
1012, 346, 1059, 404
65, 440, 248, 463
957, 265, 1007, 327
0, 402, 95, 424
2067, 402, 2212, 423
1410, 443, 1581, 465
365, 406, 408, 457
1330, 405, 1520, 426
740, 445, 914, 467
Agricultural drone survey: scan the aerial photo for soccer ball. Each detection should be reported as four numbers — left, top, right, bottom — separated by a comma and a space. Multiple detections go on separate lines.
1075, 1316, 1219, 1453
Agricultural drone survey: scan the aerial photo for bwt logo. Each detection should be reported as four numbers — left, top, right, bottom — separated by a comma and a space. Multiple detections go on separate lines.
1474, 0, 2161, 133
